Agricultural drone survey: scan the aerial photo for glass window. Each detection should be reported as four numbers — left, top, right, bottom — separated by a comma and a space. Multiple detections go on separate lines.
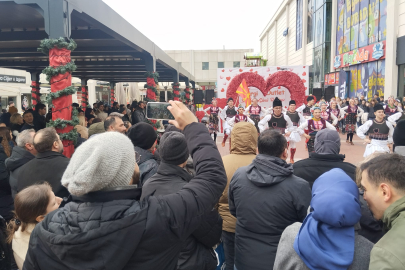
202, 62, 209, 70
218, 62, 224, 68
307, 0, 313, 43
313, 45, 323, 83
296, 0, 303, 50
314, 5, 324, 47
315, 0, 323, 11
233, 61, 240, 68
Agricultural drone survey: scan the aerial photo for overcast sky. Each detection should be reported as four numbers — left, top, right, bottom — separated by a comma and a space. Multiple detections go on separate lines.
102, 0, 283, 52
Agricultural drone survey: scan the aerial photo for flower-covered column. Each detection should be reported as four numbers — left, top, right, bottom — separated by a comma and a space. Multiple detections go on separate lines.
81, 86, 88, 108
144, 72, 161, 130
110, 83, 115, 106
30, 81, 41, 109
172, 82, 180, 101
184, 86, 191, 104
38, 38, 79, 158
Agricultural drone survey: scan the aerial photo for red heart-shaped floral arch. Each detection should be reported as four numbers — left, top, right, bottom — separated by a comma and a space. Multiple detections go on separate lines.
226, 71, 306, 107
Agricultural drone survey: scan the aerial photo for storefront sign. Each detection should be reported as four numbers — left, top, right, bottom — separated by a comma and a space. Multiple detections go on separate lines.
334, 41, 386, 69
325, 74, 329, 86
201, 85, 215, 90
0, 74, 26, 84
328, 73, 336, 85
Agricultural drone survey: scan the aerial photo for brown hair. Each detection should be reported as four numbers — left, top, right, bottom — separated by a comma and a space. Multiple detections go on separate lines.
8, 106, 18, 115
33, 127, 58, 153
6, 183, 52, 243
0, 127, 12, 157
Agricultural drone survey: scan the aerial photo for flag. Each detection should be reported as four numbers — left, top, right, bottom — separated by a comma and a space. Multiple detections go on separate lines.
236, 79, 251, 107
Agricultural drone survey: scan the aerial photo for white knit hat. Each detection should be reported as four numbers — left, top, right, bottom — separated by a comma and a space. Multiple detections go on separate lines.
61, 132, 136, 196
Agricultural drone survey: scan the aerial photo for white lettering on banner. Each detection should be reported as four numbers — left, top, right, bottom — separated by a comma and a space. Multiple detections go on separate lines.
241, 87, 291, 109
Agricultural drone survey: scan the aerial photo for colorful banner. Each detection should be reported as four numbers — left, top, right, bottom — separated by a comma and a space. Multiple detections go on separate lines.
315, 7, 324, 47
325, 74, 329, 86
344, 0, 352, 53
368, 0, 379, 44
349, 65, 358, 98
216, 65, 309, 109
336, 0, 346, 55
359, 0, 369, 48
328, 73, 336, 85
339, 70, 349, 99
379, 0, 387, 41
377, 59, 385, 97
367, 61, 378, 100
350, 0, 360, 50
334, 40, 385, 69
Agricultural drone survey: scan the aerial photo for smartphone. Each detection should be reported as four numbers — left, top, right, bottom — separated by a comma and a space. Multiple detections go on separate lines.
146, 102, 175, 120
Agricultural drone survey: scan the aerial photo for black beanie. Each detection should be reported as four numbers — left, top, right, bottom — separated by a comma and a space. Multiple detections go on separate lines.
273, 97, 282, 107
159, 131, 189, 165
289, 100, 296, 105
394, 120, 405, 146
374, 103, 384, 112
228, 97, 234, 103
307, 96, 314, 102
165, 124, 181, 133
127, 122, 157, 150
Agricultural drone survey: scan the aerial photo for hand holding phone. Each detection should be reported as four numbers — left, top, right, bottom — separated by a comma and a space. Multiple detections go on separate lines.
146, 102, 175, 120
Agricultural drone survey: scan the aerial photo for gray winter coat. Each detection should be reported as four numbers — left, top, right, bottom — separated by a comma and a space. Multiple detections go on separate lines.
273, 222, 373, 270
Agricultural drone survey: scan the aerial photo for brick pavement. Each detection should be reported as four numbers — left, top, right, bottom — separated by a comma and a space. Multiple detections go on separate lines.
216, 133, 369, 166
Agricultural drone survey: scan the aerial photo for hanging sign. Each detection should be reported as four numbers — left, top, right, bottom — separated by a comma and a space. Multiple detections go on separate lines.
0, 74, 26, 84
334, 41, 386, 69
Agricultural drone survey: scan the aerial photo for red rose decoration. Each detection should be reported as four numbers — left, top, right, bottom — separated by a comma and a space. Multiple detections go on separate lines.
302, 72, 306, 76
226, 77, 231, 81
239, 69, 243, 72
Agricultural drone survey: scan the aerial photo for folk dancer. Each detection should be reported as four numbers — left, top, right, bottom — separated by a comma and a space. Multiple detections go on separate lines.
298, 106, 337, 154
384, 96, 402, 118
244, 98, 265, 133
320, 101, 338, 126
228, 104, 255, 126
340, 99, 364, 145
204, 98, 222, 142
285, 100, 305, 164
220, 97, 237, 147
297, 96, 316, 144
328, 99, 343, 131
258, 97, 293, 135
357, 103, 394, 157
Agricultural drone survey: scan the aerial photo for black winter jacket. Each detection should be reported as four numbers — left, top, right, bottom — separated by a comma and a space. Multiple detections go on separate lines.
23, 123, 227, 270
131, 108, 147, 125
142, 162, 222, 270
293, 153, 356, 188
229, 155, 311, 270
5, 146, 35, 198
0, 145, 13, 221
135, 146, 158, 188
293, 152, 384, 243
17, 151, 70, 199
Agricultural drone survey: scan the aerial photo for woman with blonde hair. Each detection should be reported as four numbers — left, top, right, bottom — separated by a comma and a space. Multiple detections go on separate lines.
7, 183, 62, 270
75, 115, 88, 139
9, 113, 24, 138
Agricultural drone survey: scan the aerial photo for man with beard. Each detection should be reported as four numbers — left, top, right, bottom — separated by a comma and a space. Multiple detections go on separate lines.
16, 127, 70, 199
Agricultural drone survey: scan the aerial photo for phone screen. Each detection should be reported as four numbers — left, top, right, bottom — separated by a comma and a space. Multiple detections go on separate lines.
146, 102, 175, 120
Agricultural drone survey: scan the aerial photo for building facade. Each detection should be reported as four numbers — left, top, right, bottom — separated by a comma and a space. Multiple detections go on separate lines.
165, 49, 254, 91
260, 0, 403, 100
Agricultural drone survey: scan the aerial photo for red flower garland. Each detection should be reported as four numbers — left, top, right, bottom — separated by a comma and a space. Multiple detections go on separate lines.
30, 81, 41, 109
172, 83, 180, 101
226, 71, 306, 107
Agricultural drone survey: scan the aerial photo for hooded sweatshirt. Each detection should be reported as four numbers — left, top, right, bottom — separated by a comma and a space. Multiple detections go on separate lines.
229, 153, 311, 270
218, 122, 257, 233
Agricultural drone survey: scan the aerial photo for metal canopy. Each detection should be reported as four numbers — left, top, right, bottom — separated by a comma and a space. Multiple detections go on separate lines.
0, 0, 195, 85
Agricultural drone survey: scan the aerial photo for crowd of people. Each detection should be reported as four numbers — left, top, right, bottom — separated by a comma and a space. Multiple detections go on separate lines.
0, 97, 404, 270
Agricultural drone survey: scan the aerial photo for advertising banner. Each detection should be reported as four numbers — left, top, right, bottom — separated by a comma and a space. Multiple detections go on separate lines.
367, 61, 378, 100
379, 0, 387, 41
359, 0, 369, 48
336, 0, 346, 55
349, 65, 358, 98
216, 66, 309, 109
334, 40, 385, 69
377, 59, 385, 97
344, 0, 352, 53
350, 0, 360, 50
338, 70, 349, 99
368, 0, 379, 44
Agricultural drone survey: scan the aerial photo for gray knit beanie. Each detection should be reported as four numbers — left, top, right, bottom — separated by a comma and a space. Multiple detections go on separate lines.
159, 131, 189, 165
61, 132, 136, 196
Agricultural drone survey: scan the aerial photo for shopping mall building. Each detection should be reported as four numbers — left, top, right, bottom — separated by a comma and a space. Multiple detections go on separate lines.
260, 0, 404, 101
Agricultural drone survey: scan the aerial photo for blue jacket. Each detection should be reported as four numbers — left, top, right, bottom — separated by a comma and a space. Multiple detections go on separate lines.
135, 146, 158, 187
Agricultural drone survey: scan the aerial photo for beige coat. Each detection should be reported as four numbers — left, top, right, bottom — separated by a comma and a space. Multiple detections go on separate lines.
12, 223, 36, 270
218, 122, 257, 233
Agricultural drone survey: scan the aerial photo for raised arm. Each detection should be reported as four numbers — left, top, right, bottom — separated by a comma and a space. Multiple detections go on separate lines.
387, 121, 394, 144
220, 106, 228, 121
296, 104, 306, 113
388, 112, 402, 126
357, 120, 373, 140
325, 121, 337, 131
244, 105, 251, 116
158, 102, 227, 240
258, 115, 271, 133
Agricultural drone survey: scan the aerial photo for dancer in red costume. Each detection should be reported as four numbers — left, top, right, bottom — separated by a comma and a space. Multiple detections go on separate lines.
220, 98, 237, 147
297, 96, 316, 145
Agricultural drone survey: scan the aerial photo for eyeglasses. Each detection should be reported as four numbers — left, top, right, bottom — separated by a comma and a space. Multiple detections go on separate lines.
135, 151, 141, 163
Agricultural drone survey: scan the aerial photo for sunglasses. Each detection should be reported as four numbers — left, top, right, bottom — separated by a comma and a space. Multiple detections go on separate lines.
135, 151, 141, 163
